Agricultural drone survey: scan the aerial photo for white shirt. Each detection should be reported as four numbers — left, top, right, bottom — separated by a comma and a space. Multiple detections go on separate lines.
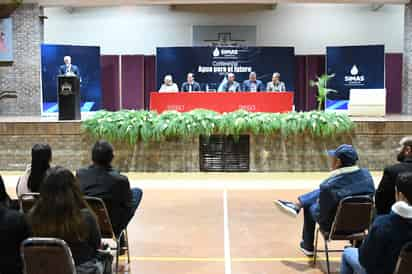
159, 83, 179, 93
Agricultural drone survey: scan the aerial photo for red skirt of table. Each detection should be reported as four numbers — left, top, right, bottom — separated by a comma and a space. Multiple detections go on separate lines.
149, 92, 294, 113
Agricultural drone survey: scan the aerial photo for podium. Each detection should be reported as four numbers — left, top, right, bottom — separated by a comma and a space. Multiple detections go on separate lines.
57, 75, 81, 120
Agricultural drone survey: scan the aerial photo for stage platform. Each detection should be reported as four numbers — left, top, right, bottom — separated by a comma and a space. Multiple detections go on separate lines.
1, 114, 412, 123
0, 114, 411, 172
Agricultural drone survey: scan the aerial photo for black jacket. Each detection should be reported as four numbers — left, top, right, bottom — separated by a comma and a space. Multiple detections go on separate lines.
0, 206, 30, 274
77, 165, 133, 235
375, 158, 412, 215
359, 201, 412, 274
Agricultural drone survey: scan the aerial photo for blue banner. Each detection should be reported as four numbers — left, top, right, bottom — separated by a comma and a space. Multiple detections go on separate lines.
156, 47, 295, 92
41, 44, 102, 113
326, 45, 385, 110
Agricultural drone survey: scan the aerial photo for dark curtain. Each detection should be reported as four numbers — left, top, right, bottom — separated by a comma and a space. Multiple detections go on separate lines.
294, 55, 325, 112
144, 55, 156, 110
386, 53, 403, 113
100, 55, 120, 111
121, 55, 145, 110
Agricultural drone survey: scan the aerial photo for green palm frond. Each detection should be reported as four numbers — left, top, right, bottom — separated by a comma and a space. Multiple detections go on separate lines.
81, 109, 354, 144
310, 74, 337, 111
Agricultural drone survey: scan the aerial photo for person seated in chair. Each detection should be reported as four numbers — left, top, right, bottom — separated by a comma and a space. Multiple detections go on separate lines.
77, 140, 143, 237
181, 73, 201, 92
28, 167, 104, 270
274, 144, 375, 256
340, 172, 412, 274
375, 136, 412, 215
242, 72, 264, 92
0, 175, 30, 274
221, 73, 240, 92
17, 143, 52, 197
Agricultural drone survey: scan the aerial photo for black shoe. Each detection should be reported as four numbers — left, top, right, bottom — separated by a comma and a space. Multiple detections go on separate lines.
274, 200, 300, 217
299, 241, 314, 257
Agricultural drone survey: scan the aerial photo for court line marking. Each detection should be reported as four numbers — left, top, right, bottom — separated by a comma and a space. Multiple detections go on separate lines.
120, 256, 341, 262
223, 189, 232, 274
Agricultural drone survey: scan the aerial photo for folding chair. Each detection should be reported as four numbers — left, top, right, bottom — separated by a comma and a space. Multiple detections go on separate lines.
84, 196, 130, 274
313, 195, 374, 274
21, 237, 76, 274
18, 192, 40, 214
393, 242, 412, 274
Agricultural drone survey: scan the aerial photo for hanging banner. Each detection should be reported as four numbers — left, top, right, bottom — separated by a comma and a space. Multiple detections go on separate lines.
156, 47, 295, 92
326, 45, 385, 111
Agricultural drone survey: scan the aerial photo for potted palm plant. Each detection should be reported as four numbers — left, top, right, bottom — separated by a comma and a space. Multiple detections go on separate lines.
310, 74, 337, 111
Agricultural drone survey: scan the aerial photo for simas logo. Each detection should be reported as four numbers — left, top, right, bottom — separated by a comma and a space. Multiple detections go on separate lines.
344, 65, 365, 85
212, 47, 238, 58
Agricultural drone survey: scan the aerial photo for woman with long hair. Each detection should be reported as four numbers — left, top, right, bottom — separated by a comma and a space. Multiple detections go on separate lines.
17, 143, 52, 196
0, 175, 31, 274
28, 166, 104, 270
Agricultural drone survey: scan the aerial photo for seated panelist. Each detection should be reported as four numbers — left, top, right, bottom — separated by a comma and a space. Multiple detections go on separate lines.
221, 73, 240, 92
159, 75, 179, 93
59, 56, 80, 77
266, 72, 286, 92
242, 72, 264, 92
181, 73, 201, 92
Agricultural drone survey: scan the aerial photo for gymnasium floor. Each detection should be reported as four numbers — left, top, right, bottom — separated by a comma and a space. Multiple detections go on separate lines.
3, 172, 382, 274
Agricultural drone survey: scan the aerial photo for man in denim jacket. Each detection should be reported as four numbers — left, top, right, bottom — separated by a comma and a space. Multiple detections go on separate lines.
275, 144, 375, 256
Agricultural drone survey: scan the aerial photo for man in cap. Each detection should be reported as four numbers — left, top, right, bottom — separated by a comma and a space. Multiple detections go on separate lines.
274, 144, 375, 256
375, 136, 412, 215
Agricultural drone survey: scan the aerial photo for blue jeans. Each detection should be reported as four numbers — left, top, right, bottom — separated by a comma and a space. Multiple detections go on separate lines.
129, 188, 143, 221
340, 248, 367, 274
298, 189, 320, 249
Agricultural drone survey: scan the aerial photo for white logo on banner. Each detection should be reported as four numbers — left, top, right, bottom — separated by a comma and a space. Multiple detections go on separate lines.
213, 48, 220, 57
345, 64, 365, 86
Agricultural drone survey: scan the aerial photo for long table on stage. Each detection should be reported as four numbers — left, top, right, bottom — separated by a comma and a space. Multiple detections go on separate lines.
149, 92, 294, 113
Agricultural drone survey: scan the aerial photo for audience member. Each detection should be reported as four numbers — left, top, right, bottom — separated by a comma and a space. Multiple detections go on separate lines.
17, 143, 52, 197
266, 72, 286, 92
181, 73, 201, 92
242, 72, 264, 92
28, 166, 104, 270
159, 75, 179, 92
221, 73, 241, 92
274, 144, 375, 256
375, 136, 412, 215
77, 140, 143, 236
0, 175, 30, 274
340, 172, 412, 274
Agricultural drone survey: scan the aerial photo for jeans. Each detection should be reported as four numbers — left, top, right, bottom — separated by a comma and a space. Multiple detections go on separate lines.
340, 248, 367, 274
298, 189, 320, 249
128, 188, 143, 222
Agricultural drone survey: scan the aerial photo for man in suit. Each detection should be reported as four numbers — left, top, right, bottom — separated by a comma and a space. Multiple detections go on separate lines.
242, 72, 264, 92
77, 140, 143, 236
266, 72, 286, 92
375, 136, 412, 215
59, 56, 80, 76
221, 73, 240, 92
274, 144, 375, 256
181, 73, 201, 92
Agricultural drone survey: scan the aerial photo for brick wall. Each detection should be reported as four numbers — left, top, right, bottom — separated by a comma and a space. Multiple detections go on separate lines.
0, 120, 409, 172
404, 2, 412, 114
0, 4, 43, 116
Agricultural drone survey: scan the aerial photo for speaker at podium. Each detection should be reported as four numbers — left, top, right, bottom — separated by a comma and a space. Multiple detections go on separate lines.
57, 75, 81, 120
